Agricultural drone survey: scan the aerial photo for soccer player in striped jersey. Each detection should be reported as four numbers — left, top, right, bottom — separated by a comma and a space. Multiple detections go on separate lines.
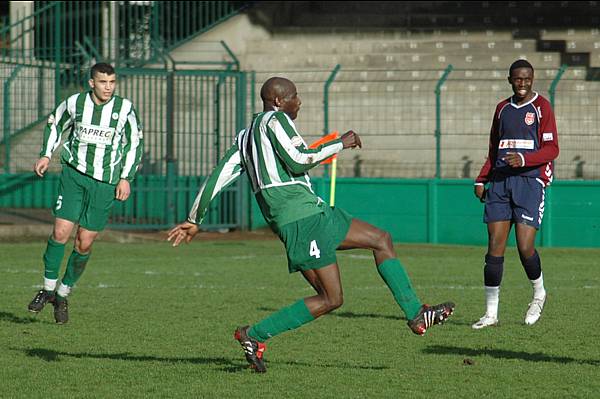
472, 60, 559, 329
168, 77, 454, 372
27, 63, 144, 324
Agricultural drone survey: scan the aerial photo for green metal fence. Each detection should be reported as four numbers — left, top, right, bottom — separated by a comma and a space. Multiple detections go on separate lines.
0, 1, 250, 230
291, 66, 598, 181
0, 67, 249, 229
0, 1, 248, 149
108, 68, 248, 229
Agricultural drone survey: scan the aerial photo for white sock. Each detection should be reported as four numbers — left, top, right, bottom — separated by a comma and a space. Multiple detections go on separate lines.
485, 286, 500, 319
56, 283, 72, 298
531, 273, 546, 300
44, 278, 58, 291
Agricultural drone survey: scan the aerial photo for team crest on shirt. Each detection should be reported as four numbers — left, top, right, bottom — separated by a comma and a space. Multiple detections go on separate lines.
524, 112, 535, 126
112, 112, 119, 120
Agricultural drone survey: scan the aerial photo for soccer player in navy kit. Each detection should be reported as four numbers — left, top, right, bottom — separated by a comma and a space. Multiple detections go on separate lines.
472, 60, 559, 329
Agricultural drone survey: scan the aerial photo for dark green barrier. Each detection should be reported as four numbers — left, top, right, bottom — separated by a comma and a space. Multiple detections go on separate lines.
0, 173, 241, 230
2, 174, 598, 246
250, 178, 600, 248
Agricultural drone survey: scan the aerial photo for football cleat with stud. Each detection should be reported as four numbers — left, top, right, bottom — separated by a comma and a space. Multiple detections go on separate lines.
407, 302, 455, 336
525, 295, 546, 325
234, 325, 266, 373
471, 314, 498, 329
53, 298, 69, 324
28, 290, 55, 313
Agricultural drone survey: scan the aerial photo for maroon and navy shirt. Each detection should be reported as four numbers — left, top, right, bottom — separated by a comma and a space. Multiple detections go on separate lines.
476, 92, 559, 187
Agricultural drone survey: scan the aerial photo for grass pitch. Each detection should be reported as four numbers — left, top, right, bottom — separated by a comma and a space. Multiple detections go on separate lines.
1, 239, 599, 398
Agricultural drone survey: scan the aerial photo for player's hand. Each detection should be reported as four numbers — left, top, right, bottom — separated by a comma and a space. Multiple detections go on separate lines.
474, 184, 486, 203
341, 130, 362, 149
115, 179, 131, 201
34, 157, 51, 177
503, 152, 524, 168
167, 221, 199, 247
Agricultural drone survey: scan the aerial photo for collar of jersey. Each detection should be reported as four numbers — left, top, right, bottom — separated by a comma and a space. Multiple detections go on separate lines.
509, 92, 538, 109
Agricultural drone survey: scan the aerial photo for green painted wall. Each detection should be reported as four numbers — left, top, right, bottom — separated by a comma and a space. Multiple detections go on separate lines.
250, 178, 600, 248
1, 174, 598, 247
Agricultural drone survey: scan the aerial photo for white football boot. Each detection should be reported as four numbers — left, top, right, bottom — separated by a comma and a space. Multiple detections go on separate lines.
471, 314, 498, 329
525, 294, 546, 325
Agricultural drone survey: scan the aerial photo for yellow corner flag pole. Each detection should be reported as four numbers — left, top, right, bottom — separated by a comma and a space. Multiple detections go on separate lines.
308, 131, 339, 206
330, 157, 337, 206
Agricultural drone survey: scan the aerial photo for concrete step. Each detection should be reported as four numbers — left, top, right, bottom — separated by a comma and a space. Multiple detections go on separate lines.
246, 39, 538, 54
243, 51, 562, 71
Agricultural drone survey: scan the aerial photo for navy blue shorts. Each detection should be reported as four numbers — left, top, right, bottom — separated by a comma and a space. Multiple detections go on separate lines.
484, 175, 546, 229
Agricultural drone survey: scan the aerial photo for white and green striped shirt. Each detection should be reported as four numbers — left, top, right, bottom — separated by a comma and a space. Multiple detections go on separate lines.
41, 91, 144, 185
188, 111, 343, 229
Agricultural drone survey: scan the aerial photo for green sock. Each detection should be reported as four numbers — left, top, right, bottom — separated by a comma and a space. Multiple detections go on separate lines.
248, 299, 315, 342
61, 250, 90, 287
43, 238, 66, 280
377, 258, 423, 320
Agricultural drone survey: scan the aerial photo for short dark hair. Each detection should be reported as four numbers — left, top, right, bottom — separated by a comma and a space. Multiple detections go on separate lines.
90, 63, 116, 79
509, 59, 534, 76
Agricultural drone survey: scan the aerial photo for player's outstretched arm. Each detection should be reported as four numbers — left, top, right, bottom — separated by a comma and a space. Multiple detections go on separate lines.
167, 221, 199, 247
168, 141, 243, 247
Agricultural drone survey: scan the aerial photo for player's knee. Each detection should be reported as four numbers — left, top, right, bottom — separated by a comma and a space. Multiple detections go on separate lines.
518, 246, 536, 262
326, 293, 344, 312
374, 229, 394, 254
52, 228, 70, 243
74, 237, 94, 254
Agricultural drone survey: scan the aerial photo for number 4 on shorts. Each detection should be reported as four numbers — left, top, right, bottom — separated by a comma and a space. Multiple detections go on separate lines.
310, 240, 321, 259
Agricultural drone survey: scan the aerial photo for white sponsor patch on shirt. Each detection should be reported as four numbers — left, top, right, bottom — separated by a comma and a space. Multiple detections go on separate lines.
77, 123, 115, 145
290, 136, 303, 147
542, 132, 553, 141
498, 139, 534, 150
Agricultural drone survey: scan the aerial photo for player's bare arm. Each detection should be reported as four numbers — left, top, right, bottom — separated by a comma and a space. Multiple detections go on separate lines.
341, 130, 362, 149
34, 156, 51, 177
474, 184, 486, 201
167, 221, 199, 247
503, 152, 524, 168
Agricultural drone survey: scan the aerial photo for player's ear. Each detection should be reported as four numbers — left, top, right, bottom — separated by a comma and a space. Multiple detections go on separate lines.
88, 79, 95, 89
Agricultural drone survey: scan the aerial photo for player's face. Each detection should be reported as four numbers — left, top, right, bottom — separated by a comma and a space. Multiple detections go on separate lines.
508, 67, 534, 102
89, 72, 116, 104
279, 85, 302, 120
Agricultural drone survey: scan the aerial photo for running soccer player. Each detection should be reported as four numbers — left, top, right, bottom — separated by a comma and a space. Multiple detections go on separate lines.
27, 63, 144, 324
472, 60, 559, 329
168, 77, 455, 373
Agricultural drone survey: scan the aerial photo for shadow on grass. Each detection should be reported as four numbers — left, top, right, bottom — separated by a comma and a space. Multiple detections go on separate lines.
0, 311, 42, 324
424, 345, 600, 366
257, 307, 402, 321
22, 348, 389, 371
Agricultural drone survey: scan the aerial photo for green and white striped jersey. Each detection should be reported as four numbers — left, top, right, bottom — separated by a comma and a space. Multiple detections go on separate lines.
187, 111, 343, 230
40, 91, 144, 185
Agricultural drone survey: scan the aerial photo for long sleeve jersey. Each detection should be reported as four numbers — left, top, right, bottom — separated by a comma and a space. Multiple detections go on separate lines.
40, 91, 144, 184
475, 93, 559, 187
187, 111, 343, 230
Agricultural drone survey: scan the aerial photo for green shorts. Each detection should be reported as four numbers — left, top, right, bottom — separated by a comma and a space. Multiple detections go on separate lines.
277, 206, 353, 273
52, 165, 116, 232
